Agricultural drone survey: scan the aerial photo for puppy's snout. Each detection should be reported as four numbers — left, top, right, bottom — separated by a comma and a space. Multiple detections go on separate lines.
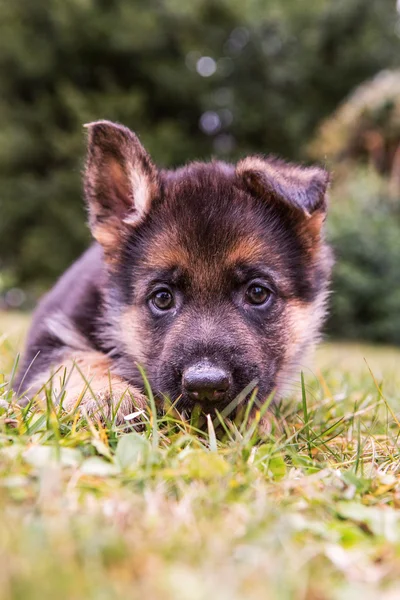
183, 362, 231, 403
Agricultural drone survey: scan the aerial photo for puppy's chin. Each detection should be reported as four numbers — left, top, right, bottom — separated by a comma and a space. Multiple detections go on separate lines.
157, 385, 232, 415
179, 394, 232, 414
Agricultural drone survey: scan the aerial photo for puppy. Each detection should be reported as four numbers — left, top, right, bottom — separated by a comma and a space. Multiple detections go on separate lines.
15, 121, 332, 424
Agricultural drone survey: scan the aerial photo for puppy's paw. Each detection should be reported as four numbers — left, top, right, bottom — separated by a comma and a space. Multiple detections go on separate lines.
61, 378, 148, 425
26, 352, 148, 426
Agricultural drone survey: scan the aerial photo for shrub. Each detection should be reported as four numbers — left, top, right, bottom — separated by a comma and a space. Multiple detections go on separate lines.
326, 170, 400, 344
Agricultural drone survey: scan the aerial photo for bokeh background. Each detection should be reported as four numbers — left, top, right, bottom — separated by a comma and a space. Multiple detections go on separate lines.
1, 0, 400, 343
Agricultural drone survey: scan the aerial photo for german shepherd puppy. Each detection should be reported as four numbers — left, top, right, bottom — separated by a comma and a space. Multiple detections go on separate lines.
15, 120, 332, 425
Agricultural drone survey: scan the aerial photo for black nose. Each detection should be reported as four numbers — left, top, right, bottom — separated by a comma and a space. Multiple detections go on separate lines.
183, 362, 231, 403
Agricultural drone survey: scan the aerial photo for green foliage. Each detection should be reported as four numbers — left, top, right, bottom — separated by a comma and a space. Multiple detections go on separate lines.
0, 0, 399, 293
327, 170, 400, 344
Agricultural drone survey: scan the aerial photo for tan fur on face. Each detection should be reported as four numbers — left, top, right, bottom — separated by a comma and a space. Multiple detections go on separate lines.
26, 351, 147, 425
275, 292, 328, 396
140, 227, 220, 296
226, 238, 295, 296
226, 237, 267, 265
142, 228, 190, 271
118, 306, 148, 364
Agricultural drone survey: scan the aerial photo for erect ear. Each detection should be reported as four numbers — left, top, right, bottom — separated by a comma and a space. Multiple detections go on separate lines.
84, 120, 159, 257
236, 156, 329, 223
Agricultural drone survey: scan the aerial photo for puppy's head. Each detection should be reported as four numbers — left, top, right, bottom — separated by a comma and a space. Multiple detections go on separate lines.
84, 121, 331, 412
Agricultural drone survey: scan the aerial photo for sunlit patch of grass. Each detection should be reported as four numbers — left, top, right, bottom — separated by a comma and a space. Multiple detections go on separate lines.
1, 311, 400, 599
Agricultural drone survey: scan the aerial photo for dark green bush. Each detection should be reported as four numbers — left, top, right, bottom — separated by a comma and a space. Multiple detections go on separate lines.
326, 172, 400, 344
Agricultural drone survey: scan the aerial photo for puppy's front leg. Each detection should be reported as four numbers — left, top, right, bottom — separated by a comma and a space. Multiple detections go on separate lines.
25, 351, 147, 425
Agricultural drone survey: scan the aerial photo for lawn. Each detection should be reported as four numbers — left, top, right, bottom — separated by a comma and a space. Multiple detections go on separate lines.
1, 311, 400, 600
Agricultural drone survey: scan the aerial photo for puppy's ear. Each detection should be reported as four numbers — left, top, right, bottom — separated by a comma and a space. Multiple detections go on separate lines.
84, 120, 159, 257
236, 156, 329, 225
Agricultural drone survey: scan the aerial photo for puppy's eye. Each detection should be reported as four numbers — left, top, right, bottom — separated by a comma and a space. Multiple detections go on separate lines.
150, 288, 174, 311
245, 284, 272, 306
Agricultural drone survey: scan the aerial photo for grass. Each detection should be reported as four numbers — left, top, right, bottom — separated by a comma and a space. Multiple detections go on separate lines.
1, 311, 400, 599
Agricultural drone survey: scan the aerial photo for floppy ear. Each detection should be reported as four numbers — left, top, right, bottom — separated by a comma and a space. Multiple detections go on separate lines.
84, 120, 159, 257
236, 156, 329, 222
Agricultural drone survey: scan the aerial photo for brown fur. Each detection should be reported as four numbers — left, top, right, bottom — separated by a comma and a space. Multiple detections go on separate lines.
15, 120, 332, 428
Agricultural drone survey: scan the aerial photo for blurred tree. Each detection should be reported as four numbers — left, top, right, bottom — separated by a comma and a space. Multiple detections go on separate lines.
0, 0, 399, 296
327, 171, 400, 344
310, 69, 400, 195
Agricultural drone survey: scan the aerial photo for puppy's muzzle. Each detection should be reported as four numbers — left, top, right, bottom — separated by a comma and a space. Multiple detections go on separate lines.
182, 361, 231, 403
